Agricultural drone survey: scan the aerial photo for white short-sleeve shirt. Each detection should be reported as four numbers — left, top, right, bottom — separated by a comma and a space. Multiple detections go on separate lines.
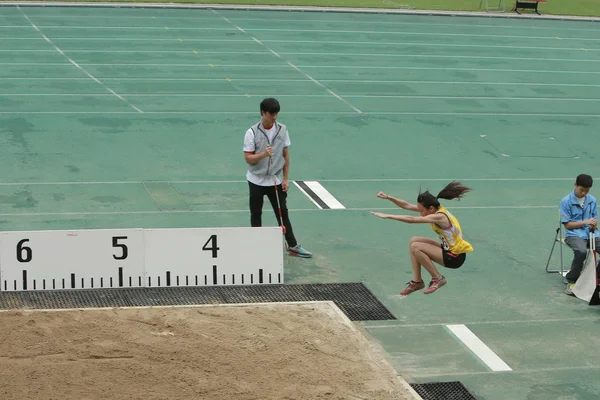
243, 124, 291, 186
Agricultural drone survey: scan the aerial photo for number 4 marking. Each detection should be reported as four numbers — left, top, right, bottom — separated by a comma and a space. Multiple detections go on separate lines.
202, 235, 219, 258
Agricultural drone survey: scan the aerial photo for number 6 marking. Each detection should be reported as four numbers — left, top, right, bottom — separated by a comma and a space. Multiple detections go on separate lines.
17, 239, 32, 263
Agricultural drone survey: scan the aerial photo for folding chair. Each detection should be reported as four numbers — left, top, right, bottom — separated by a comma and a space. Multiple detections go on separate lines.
545, 214, 569, 283
481, 0, 506, 12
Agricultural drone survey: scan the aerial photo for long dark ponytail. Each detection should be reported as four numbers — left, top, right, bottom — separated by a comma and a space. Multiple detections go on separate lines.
417, 181, 472, 209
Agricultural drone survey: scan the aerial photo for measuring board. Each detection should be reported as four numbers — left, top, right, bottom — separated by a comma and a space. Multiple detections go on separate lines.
0, 227, 284, 292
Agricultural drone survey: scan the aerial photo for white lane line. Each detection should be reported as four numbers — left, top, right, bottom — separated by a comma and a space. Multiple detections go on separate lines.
0, 111, 599, 117
211, 9, 362, 114
16, 6, 143, 113
4, 49, 600, 64
2, 93, 600, 102
446, 324, 512, 372
366, 316, 600, 328
4, 37, 600, 53
0, 177, 574, 185
4, 62, 600, 75
411, 365, 600, 378
0, 205, 559, 217
319, 177, 574, 182
3, 77, 600, 89
6, 25, 600, 42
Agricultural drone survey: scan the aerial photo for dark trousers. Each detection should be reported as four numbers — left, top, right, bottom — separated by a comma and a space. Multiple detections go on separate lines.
565, 236, 600, 283
248, 181, 297, 248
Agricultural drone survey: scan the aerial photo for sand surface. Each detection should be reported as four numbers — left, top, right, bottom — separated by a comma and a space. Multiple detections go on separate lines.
0, 302, 416, 400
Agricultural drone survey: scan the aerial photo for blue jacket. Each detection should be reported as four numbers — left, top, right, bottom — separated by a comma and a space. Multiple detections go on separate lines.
560, 191, 599, 239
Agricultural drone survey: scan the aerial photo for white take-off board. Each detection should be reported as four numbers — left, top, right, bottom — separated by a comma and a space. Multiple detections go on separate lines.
0, 227, 283, 292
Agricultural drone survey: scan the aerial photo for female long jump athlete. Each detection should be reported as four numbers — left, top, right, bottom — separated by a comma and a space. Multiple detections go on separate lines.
371, 181, 474, 295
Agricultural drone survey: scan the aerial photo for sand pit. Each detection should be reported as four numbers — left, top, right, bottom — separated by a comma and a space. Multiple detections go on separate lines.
0, 302, 417, 400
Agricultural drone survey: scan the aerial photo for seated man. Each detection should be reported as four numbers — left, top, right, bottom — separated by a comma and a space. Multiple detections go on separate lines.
560, 174, 600, 295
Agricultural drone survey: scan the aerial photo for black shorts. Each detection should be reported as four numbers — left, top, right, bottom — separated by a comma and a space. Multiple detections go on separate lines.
441, 245, 466, 269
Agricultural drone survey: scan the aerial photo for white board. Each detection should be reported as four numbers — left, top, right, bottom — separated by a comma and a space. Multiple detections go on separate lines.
0, 227, 284, 291
143, 227, 284, 287
0, 229, 145, 291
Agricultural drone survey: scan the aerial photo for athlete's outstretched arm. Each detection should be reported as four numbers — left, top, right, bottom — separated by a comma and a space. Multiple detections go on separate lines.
376, 192, 419, 212
371, 212, 447, 225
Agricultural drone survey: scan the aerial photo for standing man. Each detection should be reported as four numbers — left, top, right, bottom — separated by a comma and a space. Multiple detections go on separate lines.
243, 98, 312, 258
560, 173, 600, 295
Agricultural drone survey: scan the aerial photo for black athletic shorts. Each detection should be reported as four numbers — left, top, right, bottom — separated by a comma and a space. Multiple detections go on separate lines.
441, 245, 466, 269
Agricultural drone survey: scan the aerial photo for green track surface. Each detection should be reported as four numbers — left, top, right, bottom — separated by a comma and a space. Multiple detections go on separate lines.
2, 5, 600, 399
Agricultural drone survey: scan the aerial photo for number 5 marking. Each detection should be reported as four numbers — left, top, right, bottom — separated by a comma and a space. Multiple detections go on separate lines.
112, 236, 128, 260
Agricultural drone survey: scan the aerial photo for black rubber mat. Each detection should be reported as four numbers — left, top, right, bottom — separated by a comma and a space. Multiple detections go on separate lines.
411, 381, 478, 400
0, 282, 396, 321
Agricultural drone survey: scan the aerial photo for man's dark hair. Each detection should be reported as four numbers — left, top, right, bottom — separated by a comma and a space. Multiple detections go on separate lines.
576, 174, 593, 188
260, 98, 281, 114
